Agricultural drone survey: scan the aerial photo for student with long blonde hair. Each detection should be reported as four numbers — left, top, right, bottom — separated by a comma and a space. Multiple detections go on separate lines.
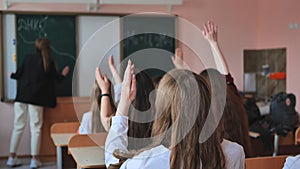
78, 81, 116, 134
7, 37, 69, 168
105, 61, 245, 169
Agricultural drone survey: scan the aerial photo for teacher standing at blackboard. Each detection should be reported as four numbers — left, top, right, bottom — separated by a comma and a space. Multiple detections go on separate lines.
6, 37, 69, 169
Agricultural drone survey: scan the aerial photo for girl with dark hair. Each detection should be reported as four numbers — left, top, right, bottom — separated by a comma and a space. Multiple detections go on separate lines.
200, 68, 252, 157
7, 37, 69, 168
172, 21, 252, 157
95, 60, 155, 151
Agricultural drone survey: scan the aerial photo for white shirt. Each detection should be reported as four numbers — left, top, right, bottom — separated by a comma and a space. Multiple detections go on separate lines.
283, 155, 300, 169
105, 116, 245, 169
78, 111, 92, 134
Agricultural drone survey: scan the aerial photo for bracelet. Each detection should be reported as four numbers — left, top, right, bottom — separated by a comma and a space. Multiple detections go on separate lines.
100, 93, 110, 98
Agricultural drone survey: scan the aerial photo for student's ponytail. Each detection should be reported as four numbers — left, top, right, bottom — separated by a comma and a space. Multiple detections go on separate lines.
35, 37, 52, 72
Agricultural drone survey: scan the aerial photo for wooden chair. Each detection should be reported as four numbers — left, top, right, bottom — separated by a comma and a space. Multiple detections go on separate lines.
50, 122, 80, 134
245, 155, 288, 169
68, 133, 107, 169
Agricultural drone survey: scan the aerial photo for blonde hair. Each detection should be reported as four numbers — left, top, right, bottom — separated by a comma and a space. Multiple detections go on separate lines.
151, 69, 225, 169
111, 69, 225, 169
90, 81, 116, 133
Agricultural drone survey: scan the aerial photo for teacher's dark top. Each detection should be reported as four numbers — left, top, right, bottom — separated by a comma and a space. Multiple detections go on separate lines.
11, 53, 65, 108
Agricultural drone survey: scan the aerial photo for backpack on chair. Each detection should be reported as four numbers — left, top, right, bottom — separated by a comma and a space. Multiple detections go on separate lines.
269, 92, 298, 136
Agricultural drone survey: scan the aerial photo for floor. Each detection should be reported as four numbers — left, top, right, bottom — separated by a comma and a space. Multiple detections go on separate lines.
0, 158, 57, 169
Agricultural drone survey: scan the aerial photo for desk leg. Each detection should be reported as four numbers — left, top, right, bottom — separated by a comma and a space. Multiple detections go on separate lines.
57, 146, 63, 169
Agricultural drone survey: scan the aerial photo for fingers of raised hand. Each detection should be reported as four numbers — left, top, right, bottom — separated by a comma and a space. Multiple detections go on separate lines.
175, 48, 183, 60
130, 74, 137, 101
95, 67, 104, 86
103, 74, 109, 83
109, 55, 114, 66
123, 60, 134, 86
204, 23, 209, 35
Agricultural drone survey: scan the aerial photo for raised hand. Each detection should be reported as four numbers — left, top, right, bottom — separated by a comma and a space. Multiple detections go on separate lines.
202, 21, 229, 74
108, 55, 122, 84
117, 60, 136, 116
95, 67, 110, 94
171, 48, 185, 69
202, 21, 218, 44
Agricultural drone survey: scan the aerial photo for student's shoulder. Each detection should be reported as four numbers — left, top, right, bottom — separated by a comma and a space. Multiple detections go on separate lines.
283, 155, 300, 169
81, 112, 92, 121
23, 53, 36, 61
124, 145, 170, 169
221, 139, 245, 156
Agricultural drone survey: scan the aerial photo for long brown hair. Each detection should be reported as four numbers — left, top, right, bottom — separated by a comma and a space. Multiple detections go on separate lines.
127, 70, 155, 150
200, 68, 252, 157
35, 37, 52, 72
152, 69, 225, 169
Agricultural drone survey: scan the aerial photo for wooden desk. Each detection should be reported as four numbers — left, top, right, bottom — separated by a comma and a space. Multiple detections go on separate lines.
51, 133, 76, 169
245, 155, 288, 169
41, 97, 90, 162
68, 133, 107, 169
69, 146, 105, 168
51, 133, 76, 146
50, 122, 79, 169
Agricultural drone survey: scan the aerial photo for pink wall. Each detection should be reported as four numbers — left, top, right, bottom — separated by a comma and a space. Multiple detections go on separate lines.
257, 0, 300, 111
0, 0, 257, 157
0, 0, 258, 91
3, 0, 299, 157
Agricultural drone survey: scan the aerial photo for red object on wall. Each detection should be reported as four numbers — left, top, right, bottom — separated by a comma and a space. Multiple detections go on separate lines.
269, 72, 286, 80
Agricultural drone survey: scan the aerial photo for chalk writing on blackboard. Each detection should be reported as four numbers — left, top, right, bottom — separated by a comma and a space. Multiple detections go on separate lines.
51, 46, 76, 62
17, 16, 48, 37
17, 16, 75, 62
15, 14, 76, 97
123, 33, 174, 51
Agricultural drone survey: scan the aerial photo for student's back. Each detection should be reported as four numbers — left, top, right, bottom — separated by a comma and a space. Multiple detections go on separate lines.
200, 68, 252, 157
105, 66, 245, 169
13, 53, 63, 108
79, 81, 113, 134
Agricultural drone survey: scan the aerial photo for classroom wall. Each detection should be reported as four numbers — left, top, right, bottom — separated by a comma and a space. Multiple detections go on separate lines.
256, 0, 300, 111
0, 0, 298, 156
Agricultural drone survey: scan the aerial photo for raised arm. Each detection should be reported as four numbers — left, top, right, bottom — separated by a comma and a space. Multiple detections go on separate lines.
171, 48, 186, 69
105, 60, 136, 167
116, 60, 136, 117
202, 21, 229, 75
109, 56, 122, 103
95, 67, 114, 132
109, 56, 122, 84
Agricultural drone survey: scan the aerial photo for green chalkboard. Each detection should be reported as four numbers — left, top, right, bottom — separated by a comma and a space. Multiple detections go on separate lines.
16, 14, 76, 96
122, 15, 176, 78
